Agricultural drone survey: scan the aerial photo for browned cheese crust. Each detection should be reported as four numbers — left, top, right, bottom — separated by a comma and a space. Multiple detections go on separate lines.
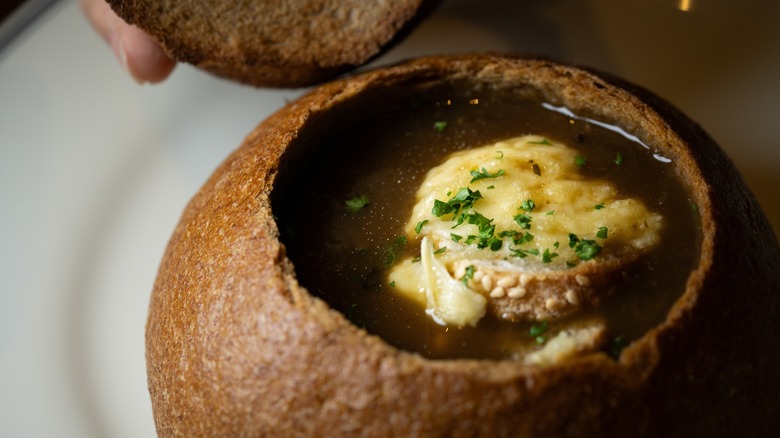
146, 54, 780, 436
106, 0, 440, 87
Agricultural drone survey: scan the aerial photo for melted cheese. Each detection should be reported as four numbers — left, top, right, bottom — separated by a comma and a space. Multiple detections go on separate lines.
389, 135, 663, 326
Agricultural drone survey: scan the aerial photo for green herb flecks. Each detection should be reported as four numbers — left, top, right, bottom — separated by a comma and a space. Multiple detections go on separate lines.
470, 167, 505, 183
415, 220, 428, 234
495, 151, 504, 159
345, 195, 369, 213
432, 187, 483, 218
450, 233, 463, 243
596, 226, 609, 239
433, 247, 447, 255
433, 121, 448, 132
461, 265, 475, 285
453, 211, 503, 251
520, 199, 536, 213
568, 233, 602, 261
384, 235, 407, 266
575, 156, 587, 166
513, 213, 532, 230
595, 203, 605, 210
615, 152, 623, 166
529, 321, 549, 344
500, 230, 534, 245
542, 248, 559, 263
510, 247, 540, 258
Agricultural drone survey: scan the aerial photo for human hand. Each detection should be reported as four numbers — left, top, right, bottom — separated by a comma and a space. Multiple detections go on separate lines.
80, 0, 176, 84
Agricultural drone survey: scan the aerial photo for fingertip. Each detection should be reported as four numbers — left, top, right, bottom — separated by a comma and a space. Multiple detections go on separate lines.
81, 0, 175, 84
119, 24, 176, 84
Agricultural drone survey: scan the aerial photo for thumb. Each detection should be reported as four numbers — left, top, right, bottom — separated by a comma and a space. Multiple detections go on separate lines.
80, 0, 176, 84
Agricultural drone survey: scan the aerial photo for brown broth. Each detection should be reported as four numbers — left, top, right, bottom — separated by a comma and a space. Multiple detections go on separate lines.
274, 92, 700, 360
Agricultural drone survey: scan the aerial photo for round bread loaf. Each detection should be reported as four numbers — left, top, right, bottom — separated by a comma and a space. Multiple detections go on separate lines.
147, 54, 780, 436
106, 0, 440, 87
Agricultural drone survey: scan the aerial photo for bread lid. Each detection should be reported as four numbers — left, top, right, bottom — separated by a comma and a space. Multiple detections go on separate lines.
106, 0, 441, 87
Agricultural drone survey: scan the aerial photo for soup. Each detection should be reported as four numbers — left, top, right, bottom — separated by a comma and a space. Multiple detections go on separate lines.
273, 90, 700, 361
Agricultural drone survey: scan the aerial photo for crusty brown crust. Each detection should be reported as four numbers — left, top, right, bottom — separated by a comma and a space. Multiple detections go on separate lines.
106, 0, 440, 87
482, 256, 628, 322
147, 54, 780, 436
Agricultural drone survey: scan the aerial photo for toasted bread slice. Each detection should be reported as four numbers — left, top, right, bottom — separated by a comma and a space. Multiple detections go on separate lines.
106, 0, 440, 87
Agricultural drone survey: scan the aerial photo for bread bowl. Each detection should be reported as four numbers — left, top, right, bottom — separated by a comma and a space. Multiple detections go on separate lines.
147, 54, 780, 436
106, 0, 440, 87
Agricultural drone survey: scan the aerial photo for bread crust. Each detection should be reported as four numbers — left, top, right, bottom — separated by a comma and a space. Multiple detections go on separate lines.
106, 0, 440, 87
147, 54, 780, 436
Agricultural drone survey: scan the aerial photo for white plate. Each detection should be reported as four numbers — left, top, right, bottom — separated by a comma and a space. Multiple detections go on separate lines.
1, 0, 777, 436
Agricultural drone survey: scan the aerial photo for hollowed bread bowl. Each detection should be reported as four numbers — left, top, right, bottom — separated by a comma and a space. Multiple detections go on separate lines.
146, 54, 780, 436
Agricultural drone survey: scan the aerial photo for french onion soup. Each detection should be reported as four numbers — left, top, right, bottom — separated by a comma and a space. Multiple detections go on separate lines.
274, 90, 700, 362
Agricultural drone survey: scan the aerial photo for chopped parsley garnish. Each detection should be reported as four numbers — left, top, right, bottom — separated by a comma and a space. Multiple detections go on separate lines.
510, 247, 539, 258
461, 265, 475, 285
384, 235, 407, 266
528, 138, 552, 145
457, 211, 494, 235
569, 233, 602, 260
575, 155, 587, 166
615, 152, 623, 165
542, 248, 558, 263
412, 256, 421, 263
447, 211, 503, 251
500, 230, 534, 245
433, 121, 448, 132
389, 280, 396, 288
433, 247, 447, 255
345, 195, 369, 213
485, 237, 503, 251
595, 203, 605, 210
495, 151, 504, 159
450, 233, 463, 242
487, 185, 495, 190
529, 321, 549, 344
432, 188, 483, 218
546, 210, 555, 216
469, 167, 505, 183
415, 220, 428, 234
596, 226, 609, 239
520, 199, 536, 212
513, 213, 532, 230
517, 231, 534, 244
